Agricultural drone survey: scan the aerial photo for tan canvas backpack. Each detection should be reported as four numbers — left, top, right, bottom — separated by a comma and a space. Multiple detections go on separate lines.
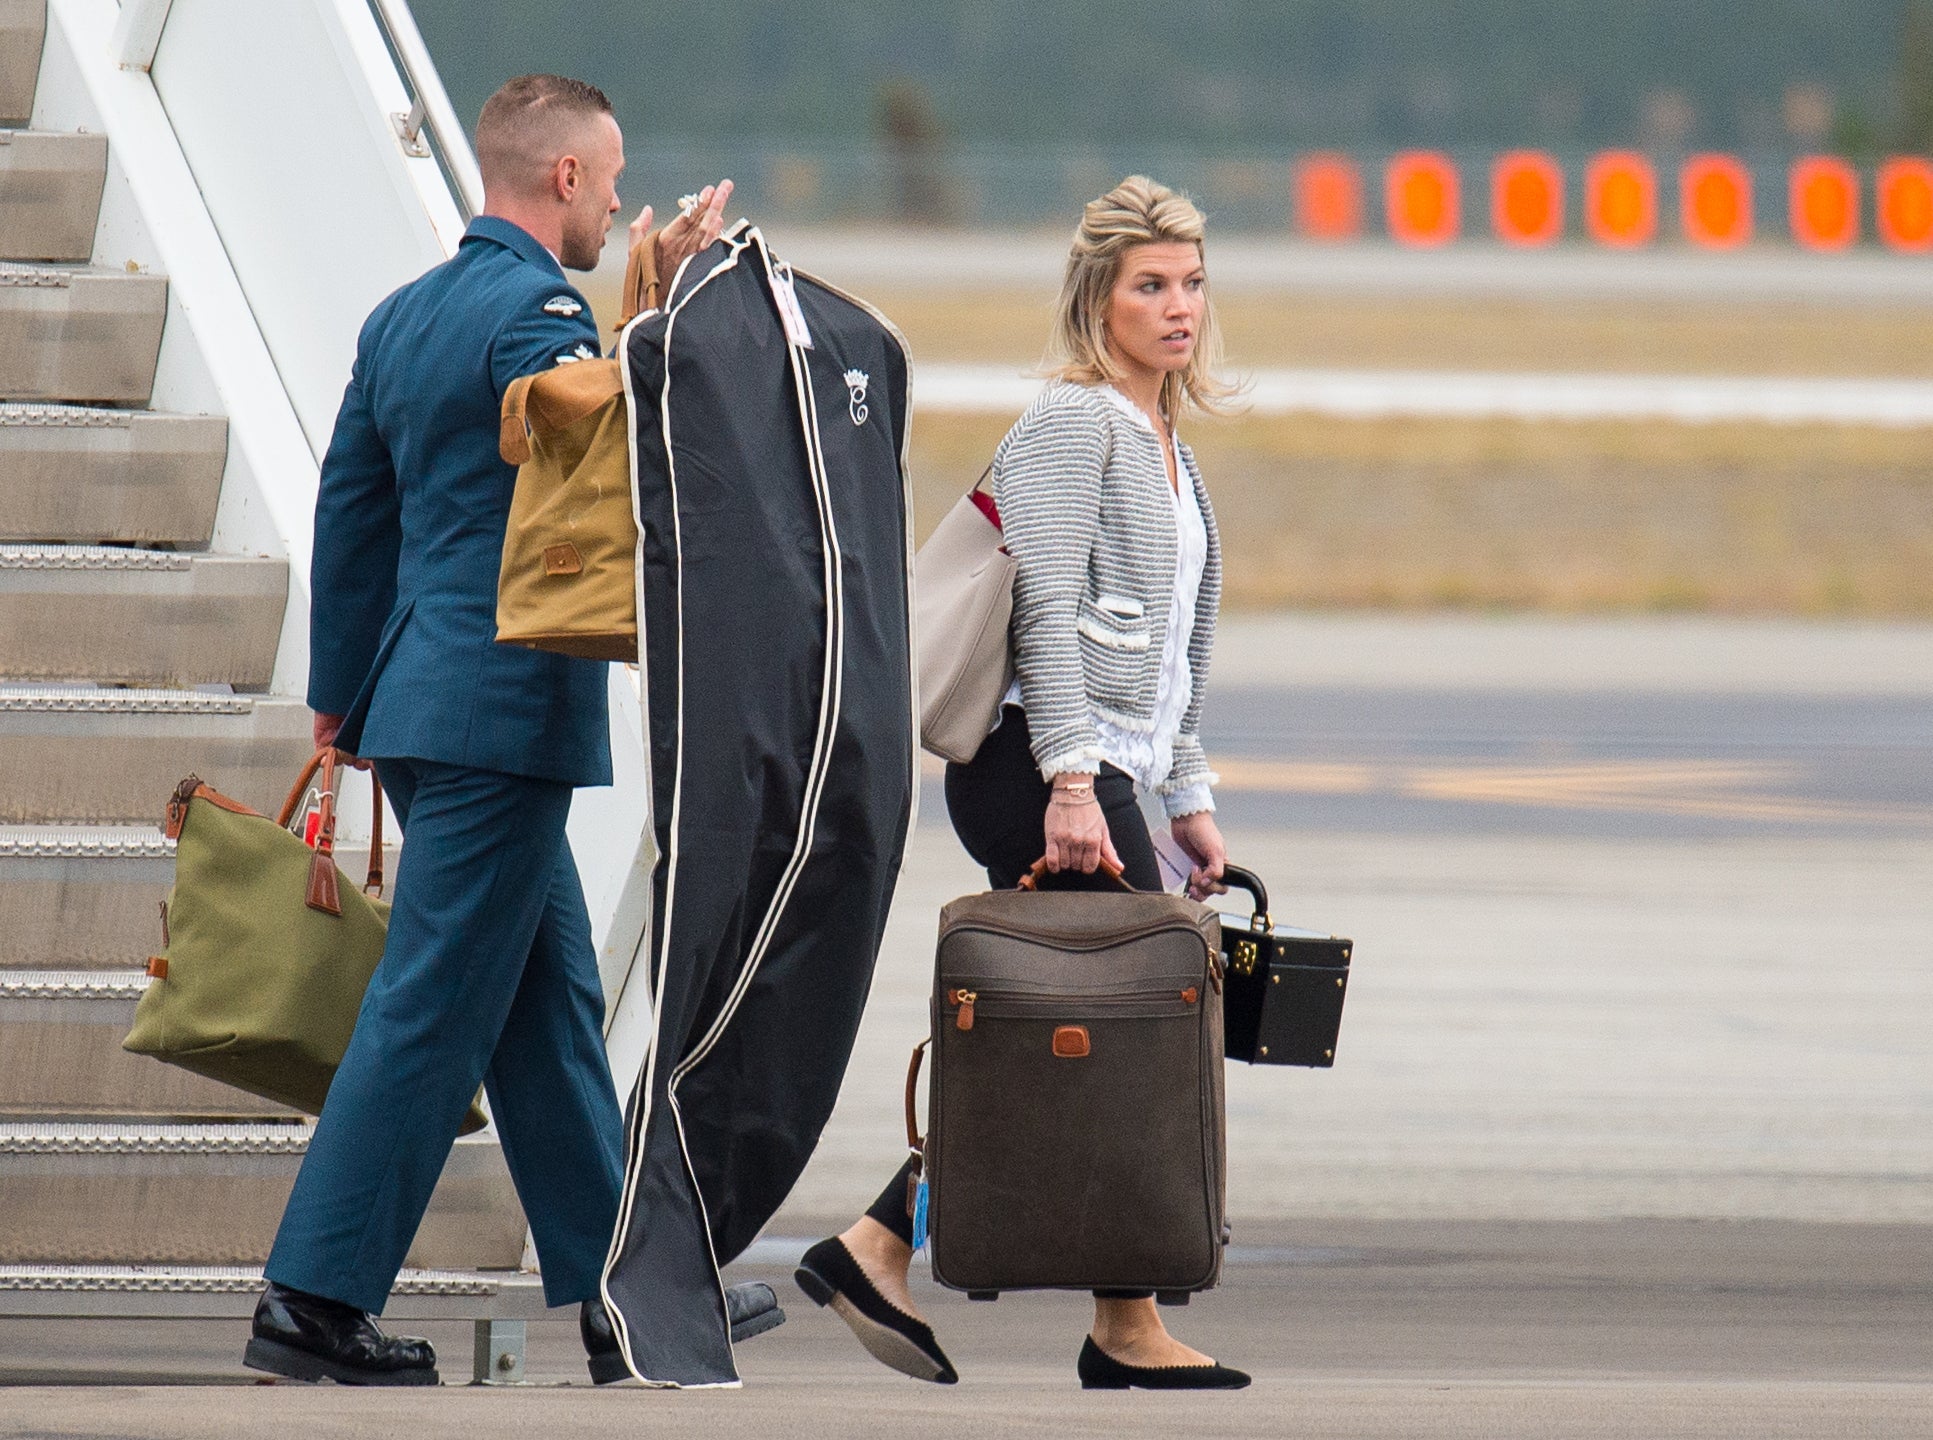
493, 238, 661, 660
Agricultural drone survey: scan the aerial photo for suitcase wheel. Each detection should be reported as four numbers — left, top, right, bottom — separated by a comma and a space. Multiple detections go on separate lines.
966, 1290, 999, 1302
1155, 1290, 1192, 1307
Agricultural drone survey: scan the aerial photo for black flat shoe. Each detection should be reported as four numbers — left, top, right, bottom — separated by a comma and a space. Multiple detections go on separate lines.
794, 1236, 958, 1384
243, 1281, 438, 1386
582, 1284, 786, 1384
1077, 1335, 1250, 1390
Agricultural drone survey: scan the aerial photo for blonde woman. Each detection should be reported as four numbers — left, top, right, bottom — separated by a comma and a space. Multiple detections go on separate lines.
795, 176, 1247, 1391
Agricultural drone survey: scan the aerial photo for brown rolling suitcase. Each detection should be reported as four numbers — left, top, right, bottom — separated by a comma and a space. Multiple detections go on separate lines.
915, 862, 1226, 1304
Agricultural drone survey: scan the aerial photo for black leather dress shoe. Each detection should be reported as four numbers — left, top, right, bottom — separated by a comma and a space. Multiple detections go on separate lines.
581, 1297, 629, 1386
724, 1281, 787, 1343
243, 1281, 438, 1386
581, 1283, 786, 1384
794, 1236, 958, 1384
1076, 1335, 1250, 1390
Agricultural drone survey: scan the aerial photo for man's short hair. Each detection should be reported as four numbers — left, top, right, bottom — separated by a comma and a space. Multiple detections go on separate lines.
476, 74, 615, 196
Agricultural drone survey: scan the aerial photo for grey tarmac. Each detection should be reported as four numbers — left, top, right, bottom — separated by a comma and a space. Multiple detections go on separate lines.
5, 617, 1928, 1435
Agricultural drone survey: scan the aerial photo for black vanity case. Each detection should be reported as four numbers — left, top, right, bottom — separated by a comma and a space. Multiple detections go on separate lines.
1216, 864, 1351, 1066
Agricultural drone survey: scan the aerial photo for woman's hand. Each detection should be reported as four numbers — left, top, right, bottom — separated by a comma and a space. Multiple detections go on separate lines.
1043, 773, 1123, 875
1170, 811, 1227, 900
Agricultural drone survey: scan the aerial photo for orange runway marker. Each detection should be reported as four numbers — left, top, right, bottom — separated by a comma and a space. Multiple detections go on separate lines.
1585, 151, 1657, 248
1878, 156, 1933, 252
1294, 152, 1364, 242
1789, 156, 1859, 251
1680, 154, 1753, 249
1385, 151, 1460, 247
1491, 150, 1564, 247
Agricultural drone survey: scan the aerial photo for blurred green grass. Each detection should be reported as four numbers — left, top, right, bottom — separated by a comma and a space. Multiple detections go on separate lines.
579, 272, 1933, 616
911, 413, 1933, 617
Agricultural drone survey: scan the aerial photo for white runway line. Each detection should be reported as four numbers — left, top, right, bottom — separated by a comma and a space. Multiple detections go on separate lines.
912, 363, 1933, 426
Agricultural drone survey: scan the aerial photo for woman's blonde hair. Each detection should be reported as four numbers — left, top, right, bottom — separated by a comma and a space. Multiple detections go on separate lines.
1045, 175, 1241, 419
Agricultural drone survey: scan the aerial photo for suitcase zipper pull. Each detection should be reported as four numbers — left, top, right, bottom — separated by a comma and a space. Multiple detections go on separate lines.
951, 989, 977, 1031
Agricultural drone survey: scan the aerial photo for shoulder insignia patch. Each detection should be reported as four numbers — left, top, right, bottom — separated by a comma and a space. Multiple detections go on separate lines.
542, 295, 584, 317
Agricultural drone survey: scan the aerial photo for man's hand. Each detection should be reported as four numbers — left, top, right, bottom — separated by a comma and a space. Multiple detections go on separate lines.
646, 179, 733, 283
1170, 811, 1228, 900
312, 712, 369, 769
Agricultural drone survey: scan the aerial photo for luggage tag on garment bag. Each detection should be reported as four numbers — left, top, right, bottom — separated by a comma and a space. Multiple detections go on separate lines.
767, 262, 815, 350
912, 1177, 929, 1254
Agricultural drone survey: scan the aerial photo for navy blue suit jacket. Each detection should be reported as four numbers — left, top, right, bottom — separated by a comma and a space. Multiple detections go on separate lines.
308, 217, 613, 788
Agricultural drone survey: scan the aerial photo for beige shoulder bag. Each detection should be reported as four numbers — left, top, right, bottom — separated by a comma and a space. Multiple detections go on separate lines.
915, 470, 1016, 763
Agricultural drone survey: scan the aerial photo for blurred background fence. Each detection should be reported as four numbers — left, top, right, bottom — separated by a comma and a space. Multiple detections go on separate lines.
412, 0, 1933, 244
613, 141, 1929, 247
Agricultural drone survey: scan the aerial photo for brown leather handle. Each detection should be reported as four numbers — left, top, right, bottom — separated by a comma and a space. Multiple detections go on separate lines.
1015, 854, 1134, 893
499, 374, 538, 465
616, 229, 662, 329
903, 1038, 929, 1158
275, 748, 387, 899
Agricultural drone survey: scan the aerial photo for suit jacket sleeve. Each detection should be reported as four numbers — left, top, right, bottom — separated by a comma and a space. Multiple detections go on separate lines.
487, 278, 603, 398
307, 334, 401, 717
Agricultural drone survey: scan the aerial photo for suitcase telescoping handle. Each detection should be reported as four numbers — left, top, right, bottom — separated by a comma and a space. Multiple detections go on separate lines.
1220, 863, 1271, 931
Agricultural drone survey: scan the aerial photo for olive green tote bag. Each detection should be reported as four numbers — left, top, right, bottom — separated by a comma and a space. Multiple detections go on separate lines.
124, 748, 486, 1134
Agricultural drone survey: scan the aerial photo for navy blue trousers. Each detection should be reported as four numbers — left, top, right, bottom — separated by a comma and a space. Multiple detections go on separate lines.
266, 757, 624, 1314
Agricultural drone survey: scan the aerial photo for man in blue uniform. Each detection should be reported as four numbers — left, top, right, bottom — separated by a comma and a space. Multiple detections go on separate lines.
241, 75, 768, 1386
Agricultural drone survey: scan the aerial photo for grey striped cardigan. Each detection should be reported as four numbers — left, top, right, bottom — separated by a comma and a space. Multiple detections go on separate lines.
991, 379, 1222, 801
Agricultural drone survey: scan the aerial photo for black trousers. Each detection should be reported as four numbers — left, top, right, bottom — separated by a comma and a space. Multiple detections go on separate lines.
864, 707, 1157, 1297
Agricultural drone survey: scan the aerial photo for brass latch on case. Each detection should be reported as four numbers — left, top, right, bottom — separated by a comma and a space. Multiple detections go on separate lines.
1232, 938, 1260, 977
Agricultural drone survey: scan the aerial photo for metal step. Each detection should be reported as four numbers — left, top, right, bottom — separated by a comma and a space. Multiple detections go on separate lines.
0, 264, 168, 405
0, 688, 309, 824
0, 549, 289, 688
0, 1122, 526, 1268
0, 822, 389, 970
0, 970, 295, 1117
0, 404, 227, 544
0, 1264, 550, 1321
0, 131, 107, 261
0, 1, 43, 126
0, 826, 172, 967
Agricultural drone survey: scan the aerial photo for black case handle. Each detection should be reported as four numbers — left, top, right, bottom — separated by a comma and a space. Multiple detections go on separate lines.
1220, 863, 1271, 931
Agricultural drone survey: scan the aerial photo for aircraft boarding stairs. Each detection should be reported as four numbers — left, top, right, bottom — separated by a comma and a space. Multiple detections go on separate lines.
0, 0, 548, 1382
